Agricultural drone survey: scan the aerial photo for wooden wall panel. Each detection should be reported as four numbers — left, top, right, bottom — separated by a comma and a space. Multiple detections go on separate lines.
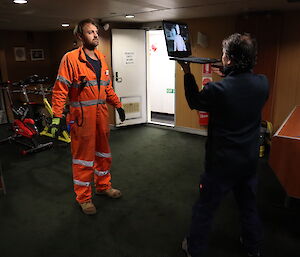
49, 30, 76, 81
0, 49, 13, 122
175, 16, 236, 130
0, 49, 8, 82
0, 31, 53, 82
273, 12, 300, 131
236, 13, 282, 125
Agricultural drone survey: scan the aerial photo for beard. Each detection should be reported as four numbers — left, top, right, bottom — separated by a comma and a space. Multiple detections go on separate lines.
83, 37, 99, 50
84, 43, 96, 50
84, 41, 98, 50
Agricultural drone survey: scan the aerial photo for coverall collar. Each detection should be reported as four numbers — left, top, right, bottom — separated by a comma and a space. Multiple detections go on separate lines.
78, 47, 101, 63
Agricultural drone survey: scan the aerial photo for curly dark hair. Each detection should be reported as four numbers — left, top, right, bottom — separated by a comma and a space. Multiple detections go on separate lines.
73, 18, 99, 37
222, 33, 257, 72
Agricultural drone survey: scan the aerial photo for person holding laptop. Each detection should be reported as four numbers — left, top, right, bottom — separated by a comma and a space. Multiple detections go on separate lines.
179, 33, 268, 257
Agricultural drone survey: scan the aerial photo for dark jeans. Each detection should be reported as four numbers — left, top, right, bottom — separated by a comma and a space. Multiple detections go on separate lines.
187, 173, 263, 257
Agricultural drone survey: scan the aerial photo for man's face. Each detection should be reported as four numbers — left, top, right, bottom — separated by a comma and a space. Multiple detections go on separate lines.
80, 23, 99, 50
222, 48, 231, 67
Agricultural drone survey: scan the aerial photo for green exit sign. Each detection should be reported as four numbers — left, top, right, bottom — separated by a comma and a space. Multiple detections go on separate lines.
166, 88, 175, 93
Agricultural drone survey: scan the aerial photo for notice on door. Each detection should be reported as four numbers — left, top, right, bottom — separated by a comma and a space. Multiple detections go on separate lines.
124, 51, 135, 65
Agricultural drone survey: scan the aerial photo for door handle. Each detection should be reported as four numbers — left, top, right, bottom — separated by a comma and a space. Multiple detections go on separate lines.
115, 72, 122, 83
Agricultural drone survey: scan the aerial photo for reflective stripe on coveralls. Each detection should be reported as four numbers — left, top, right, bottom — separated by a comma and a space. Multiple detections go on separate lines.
70, 99, 106, 108
52, 47, 121, 203
73, 179, 90, 187
56, 75, 72, 87
56, 76, 110, 89
71, 80, 98, 88
72, 159, 93, 167
95, 152, 112, 158
69, 79, 111, 88
94, 169, 110, 177
100, 80, 110, 86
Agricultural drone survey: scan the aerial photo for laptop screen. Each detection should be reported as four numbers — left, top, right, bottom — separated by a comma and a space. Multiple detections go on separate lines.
162, 21, 192, 58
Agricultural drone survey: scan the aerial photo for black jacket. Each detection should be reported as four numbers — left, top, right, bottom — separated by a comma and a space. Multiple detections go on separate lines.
184, 71, 269, 179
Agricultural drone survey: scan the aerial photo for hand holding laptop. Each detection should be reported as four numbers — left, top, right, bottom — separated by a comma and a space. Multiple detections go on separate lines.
178, 61, 190, 74
178, 61, 224, 76
211, 63, 225, 76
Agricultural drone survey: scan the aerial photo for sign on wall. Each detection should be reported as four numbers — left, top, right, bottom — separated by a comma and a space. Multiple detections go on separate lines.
124, 51, 135, 65
202, 63, 212, 75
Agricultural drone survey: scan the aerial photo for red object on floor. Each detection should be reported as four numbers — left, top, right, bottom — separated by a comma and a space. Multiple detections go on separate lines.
13, 118, 37, 138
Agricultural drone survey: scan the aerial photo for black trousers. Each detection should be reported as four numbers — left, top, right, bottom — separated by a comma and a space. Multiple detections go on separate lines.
187, 172, 263, 257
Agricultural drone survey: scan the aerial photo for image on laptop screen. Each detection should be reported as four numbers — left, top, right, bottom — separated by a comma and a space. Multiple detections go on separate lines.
163, 21, 191, 58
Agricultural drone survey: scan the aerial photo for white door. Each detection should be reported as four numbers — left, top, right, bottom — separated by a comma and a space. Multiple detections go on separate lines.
147, 30, 175, 115
112, 29, 147, 126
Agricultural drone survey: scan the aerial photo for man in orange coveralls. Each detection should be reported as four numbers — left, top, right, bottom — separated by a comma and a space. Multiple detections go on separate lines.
51, 18, 125, 215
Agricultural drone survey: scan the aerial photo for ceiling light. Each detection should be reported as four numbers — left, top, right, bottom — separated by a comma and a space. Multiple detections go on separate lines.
13, 0, 28, 3
61, 23, 70, 27
125, 14, 135, 18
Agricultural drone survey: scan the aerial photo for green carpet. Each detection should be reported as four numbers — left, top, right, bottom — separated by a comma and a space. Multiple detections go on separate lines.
0, 124, 299, 257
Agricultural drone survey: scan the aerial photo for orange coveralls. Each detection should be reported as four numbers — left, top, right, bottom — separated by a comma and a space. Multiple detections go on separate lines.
52, 47, 122, 203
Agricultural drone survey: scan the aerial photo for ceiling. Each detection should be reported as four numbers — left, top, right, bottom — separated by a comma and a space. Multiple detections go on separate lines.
1, 0, 300, 31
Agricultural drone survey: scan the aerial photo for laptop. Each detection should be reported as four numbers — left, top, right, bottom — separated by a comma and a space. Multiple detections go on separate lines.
162, 20, 220, 64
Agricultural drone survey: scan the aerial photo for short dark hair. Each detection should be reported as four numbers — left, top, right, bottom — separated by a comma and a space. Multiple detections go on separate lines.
73, 18, 99, 37
222, 33, 257, 72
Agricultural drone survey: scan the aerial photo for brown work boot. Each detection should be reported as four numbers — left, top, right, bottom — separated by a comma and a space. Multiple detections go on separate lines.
95, 188, 122, 199
79, 201, 97, 215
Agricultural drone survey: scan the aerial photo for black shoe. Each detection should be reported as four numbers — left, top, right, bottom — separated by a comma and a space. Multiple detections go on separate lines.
182, 238, 192, 257
240, 237, 261, 257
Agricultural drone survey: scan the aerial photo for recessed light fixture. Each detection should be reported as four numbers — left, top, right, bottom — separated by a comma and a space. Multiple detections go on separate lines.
13, 0, 28, 4
61, 23, 70, 27
125, 14, 135, 18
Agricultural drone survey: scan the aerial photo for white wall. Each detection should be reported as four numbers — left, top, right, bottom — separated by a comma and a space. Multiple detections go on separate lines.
147, 30, 175, 114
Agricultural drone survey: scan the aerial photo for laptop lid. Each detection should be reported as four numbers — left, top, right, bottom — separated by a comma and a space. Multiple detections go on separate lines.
162, 21, 191, 58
